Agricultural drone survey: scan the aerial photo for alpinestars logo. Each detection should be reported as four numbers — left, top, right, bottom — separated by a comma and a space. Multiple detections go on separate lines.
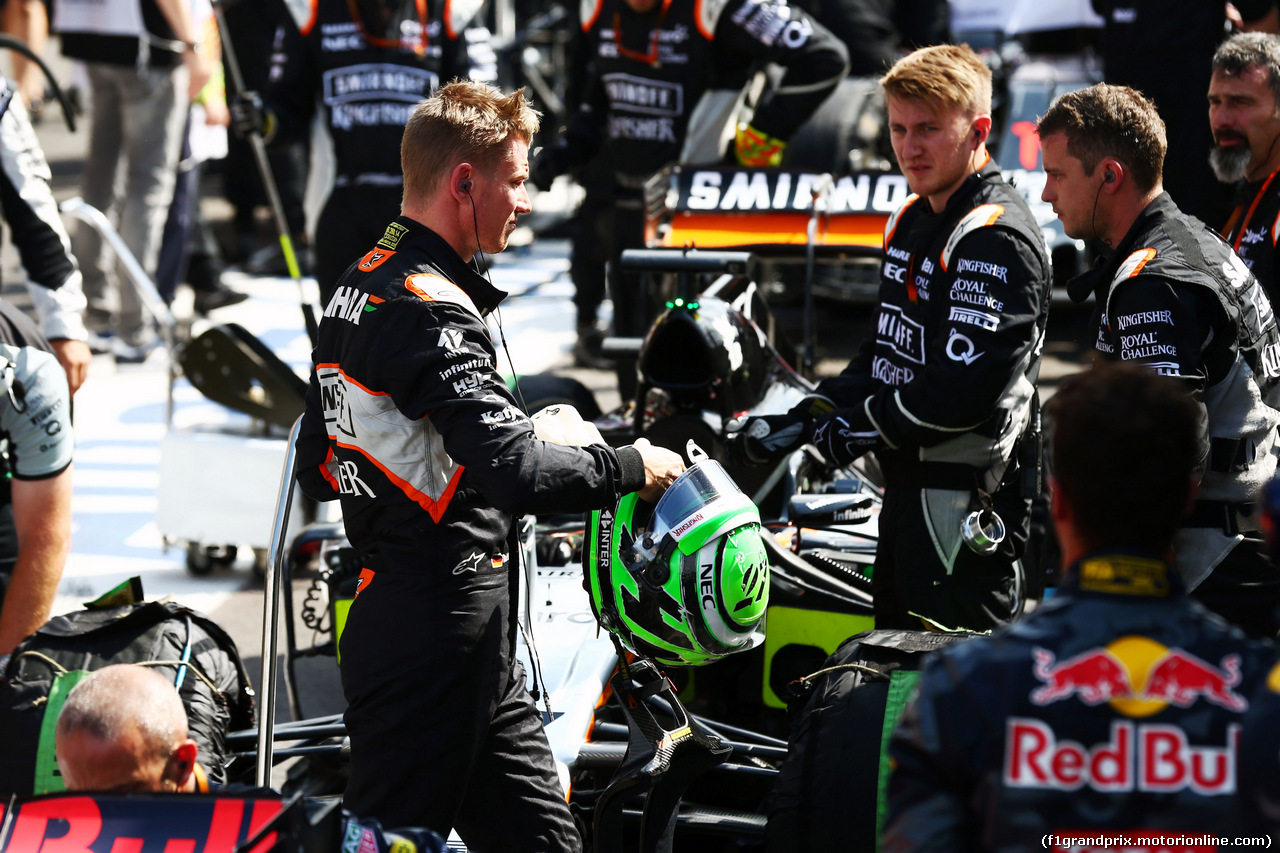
453, 551, 485, 575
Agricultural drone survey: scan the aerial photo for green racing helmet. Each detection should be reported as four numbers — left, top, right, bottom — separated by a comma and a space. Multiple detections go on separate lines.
585, 443, 770, 667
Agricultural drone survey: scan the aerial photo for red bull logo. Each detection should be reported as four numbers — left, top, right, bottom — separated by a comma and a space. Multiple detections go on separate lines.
1007, 636, 1252, 795
1030, 637, 1248, 716
1004, 718, 1240, 795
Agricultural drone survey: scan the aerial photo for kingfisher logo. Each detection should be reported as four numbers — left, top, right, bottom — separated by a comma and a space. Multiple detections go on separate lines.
672, 510, 706, 538
1030, 637, 1248, 715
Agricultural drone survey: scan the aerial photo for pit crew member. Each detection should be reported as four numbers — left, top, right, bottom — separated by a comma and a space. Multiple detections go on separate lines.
728, 44, 1051, 632
0, 74, 90, 394
233, 0, 487, 304
884, 364, 1280, 851
1210, 33, 1280, 307
294, 81, 685, 848
1040, 83, 1280, 639
0, 301, 72, 667
530, 0, 848, 398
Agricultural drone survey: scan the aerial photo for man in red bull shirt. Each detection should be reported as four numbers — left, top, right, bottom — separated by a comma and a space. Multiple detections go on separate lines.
883, 364, 1279, 851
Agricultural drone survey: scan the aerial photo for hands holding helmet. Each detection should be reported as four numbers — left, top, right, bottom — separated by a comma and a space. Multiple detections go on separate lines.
633, 438, 686, 502
724, 395, 836, 466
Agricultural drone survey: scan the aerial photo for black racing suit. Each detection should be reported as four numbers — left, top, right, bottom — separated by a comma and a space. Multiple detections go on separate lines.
535, 0, 847, 396
813, 160, 1050, 632
263, 0, 478, 304
295, 216, 645, 847
1069, 193, 1280, 639
1222, 172, 1280, 310
884, 552, 1279, 851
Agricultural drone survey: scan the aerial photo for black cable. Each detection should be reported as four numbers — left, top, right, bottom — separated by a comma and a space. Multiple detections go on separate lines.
467, 192, 529, 412
466, 190, 544, 712
1090, 175, 1109, 247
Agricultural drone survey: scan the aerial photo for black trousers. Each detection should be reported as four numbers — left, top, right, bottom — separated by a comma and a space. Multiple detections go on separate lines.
339, 568, 582, 852
1191, 532, 1280, 640
314, 185, 405, 308
871, 470, 1023, 632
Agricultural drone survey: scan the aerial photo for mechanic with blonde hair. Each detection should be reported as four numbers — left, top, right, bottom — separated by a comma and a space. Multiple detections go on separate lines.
730, 44, 1051, 632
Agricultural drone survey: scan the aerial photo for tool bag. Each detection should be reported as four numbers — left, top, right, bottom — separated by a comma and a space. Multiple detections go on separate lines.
765, 629, 976, 853
0, 600, 256, 796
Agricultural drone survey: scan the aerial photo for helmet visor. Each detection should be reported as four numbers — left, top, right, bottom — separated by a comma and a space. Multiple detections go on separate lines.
652, 461, 743, 540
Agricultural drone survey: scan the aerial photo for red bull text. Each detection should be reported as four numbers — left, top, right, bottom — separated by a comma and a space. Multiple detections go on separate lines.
1003, 718, 1240, 795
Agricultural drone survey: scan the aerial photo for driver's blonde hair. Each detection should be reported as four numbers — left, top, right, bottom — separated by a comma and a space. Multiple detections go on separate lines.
880, 44, 992, 117
402, 81, 541, 203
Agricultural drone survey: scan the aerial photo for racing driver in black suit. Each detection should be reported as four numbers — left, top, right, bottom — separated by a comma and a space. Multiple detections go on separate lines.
1040, 83, 1280, 640
531, 0, 848, 398
295, 81, 684, 848
729, 44, 1051, 633
235, 0, 485, 304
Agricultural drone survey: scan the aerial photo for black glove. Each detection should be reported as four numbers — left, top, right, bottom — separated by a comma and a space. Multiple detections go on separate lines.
230, 91, 275, 142
724, 395, 834, 466
811, 410, 880, 467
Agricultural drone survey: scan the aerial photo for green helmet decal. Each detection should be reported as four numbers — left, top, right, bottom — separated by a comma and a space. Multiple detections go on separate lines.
585, 452, 770, 667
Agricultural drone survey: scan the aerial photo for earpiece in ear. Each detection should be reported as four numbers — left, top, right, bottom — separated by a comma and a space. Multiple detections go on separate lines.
1104, 170, 1115, 184
974, 129, 981, 142
459, 179, 473, 194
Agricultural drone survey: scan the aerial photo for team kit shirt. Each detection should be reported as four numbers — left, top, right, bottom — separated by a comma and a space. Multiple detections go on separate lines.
264, 0, 481, 190
815, 159, 1049, 490
1070, 193, 1280, 587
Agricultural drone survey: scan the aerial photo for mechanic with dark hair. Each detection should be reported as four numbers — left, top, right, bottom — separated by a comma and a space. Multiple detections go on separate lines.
232, 0, 487, 305
1039, 83, 1280, 639
1210, 32, 1280, 306
1091, 0, 1280, 226
295, 80, 684, 848
883, 363, 1279, 851
530, 0, 848, 399
728, 44, 1050, 633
